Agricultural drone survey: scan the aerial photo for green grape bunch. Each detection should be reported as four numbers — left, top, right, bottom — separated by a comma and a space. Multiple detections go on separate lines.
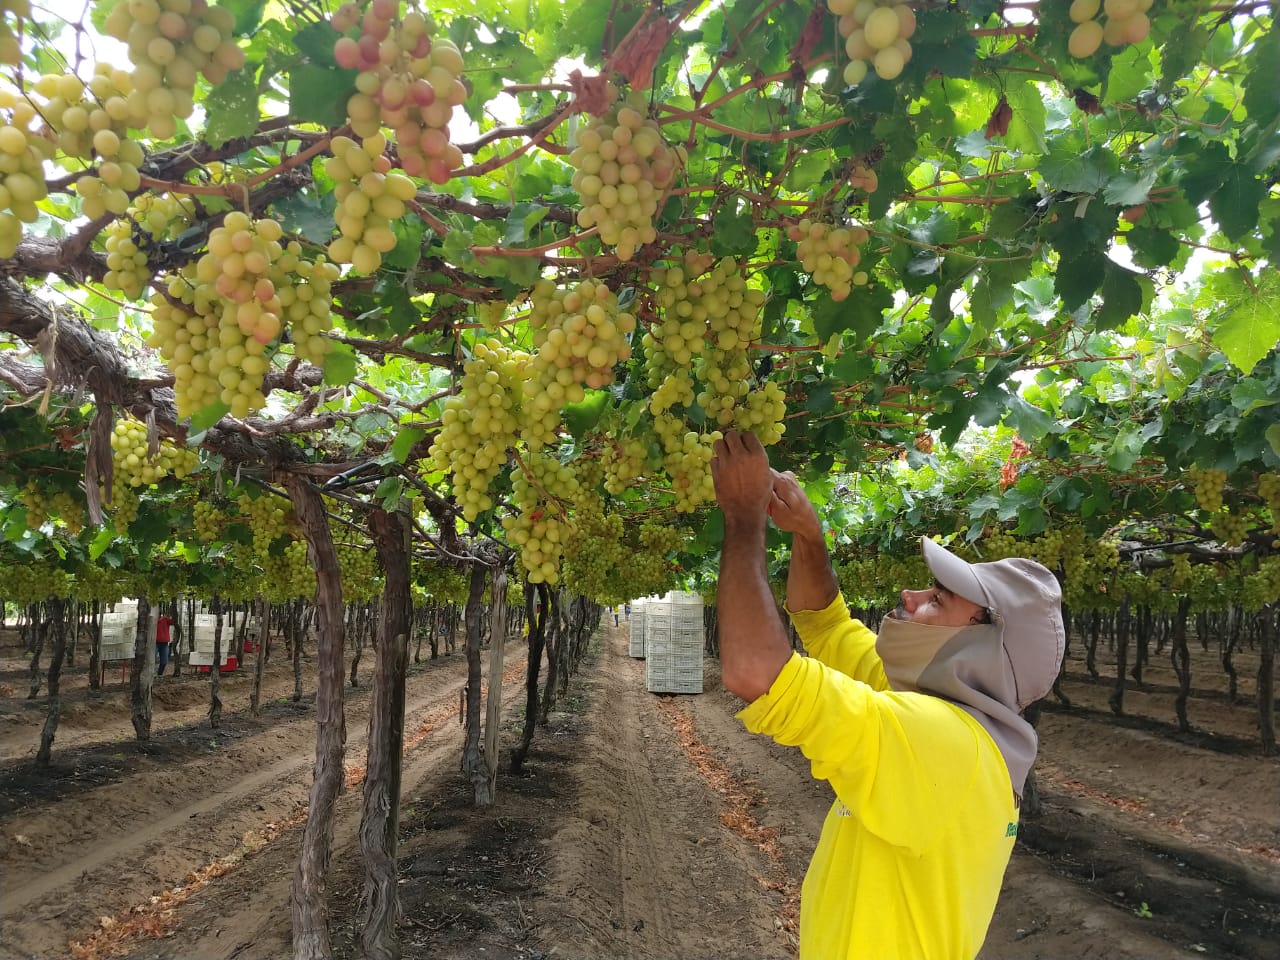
569, 93, 684, 262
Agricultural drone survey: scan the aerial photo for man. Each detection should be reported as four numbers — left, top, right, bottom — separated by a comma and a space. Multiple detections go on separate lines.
155, 611, 174, 678
710, 430, 1064, 960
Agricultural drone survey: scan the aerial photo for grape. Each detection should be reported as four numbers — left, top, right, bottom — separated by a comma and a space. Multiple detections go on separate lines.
849, 163, 878, 193
18, 482, 86, 535
501, 451, 581, 584
337, 541, 384, 602
829, 0, 915, 83
0, 1, 28, 66
1067, 0, 1153, 58
602, 435, 650, 495
332, 0, 465, 183
427, 338, 528, 520
569, 93, 683, 262
103, 191, 196, 298
0, 86, 54, 258
1186, 467, 1227, 513
236, 491, 290, 553
525, 277, 635, 407
787, 218, 869, 301
109, 414, 199, 486
325, 133, 415, 274
102, 0, 244, 104
192, 500, 223, 542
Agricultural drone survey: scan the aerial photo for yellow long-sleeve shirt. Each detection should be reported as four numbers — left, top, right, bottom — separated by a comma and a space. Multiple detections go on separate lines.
737, 594, 1018, 960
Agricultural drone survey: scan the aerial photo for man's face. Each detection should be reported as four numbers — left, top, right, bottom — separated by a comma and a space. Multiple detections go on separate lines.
888, 582, 987, 627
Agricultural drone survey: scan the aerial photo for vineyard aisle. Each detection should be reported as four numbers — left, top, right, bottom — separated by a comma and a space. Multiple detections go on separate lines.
3, 622, 1278, 960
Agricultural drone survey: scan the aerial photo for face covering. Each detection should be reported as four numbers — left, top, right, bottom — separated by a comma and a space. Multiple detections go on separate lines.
876, 616, 1038, 797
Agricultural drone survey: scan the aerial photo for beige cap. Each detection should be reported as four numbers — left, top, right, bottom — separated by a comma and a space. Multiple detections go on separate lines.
922, 537, 1066, 709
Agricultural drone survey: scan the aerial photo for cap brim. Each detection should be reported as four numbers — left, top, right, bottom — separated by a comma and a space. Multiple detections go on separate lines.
922, 538, 991, 609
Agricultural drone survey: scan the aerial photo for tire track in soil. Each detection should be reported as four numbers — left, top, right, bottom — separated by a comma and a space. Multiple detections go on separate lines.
529, 627, 794, 960
131, 657, 535, 960
0, 651, 486, 958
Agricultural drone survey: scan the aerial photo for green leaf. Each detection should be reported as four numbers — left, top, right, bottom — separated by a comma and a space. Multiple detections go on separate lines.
709, 207, 758, 258
89, 526, 115, 560
220, 0, 267, 36
504, 202, 550, 244
696, 509, 724, 549
202, 66, 260, 148
188, 401, 230, 432
1266, 424, 1280, 457
1209, 165, 1267, 241
563, 389, 609, 440
1055, 250, 1107, 311
273, 191, 336, 245
289, 64, 357, 126
1003, 81, 1046, 154
383, 217, 427, 270
1103, 45, 1152, 105
1102, 168, 1157, 207
323, 344, 359, 386
391, 426, 426, 464
1125, 227, 1180, 268
375, 476, 405, 510
1212, 270, 1280, 375
293, 20, 341, 67
1096, 262, 1145, 330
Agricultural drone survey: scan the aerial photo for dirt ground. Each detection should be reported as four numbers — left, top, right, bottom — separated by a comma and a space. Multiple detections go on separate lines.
0, 618, 1277, 960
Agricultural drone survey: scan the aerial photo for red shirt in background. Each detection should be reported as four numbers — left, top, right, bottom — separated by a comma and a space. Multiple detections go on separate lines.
156, 616, 173, 644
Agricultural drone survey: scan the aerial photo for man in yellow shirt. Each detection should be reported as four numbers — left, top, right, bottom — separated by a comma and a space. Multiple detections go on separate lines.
710, 430, 1065, 960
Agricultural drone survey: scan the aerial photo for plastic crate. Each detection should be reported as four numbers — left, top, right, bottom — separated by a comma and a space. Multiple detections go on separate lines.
629, 604, 647, 658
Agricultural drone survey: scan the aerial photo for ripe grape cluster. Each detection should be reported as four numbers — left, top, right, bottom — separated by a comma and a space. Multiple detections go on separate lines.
236, 492, 289, 553
502, 452, 580, 585
18, 482, 86, 535
149, 213, 338, 419
569, 95, 682, 262
110, 415, 199, 486
428, 339, 527, 521
325, 133, 418, 274
102, 0, 245, 139
0, 561, 71, 604
331, 0, 465, 183
263, 541, 315, 602
337, 543, 383, 601
1242, 557, 1280, 612
527, 277, 636, 393
1258, 472, 1280, 535
1209, 509, 1248, 548
1187, 467, 1227, 512
0, 87, 54, 258
192, 500, 223, 542
101, 482, 140, 533
562, 492, 627, 603
788, 218, 870, 300
827, 0, 916, 83
602, 435, 649, 495
1067, 0, 1153, 59
0, 0, 26, 66
103, 192, 196, 299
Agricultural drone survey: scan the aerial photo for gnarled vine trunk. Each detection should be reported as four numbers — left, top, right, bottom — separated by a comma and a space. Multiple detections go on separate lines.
460, 561, 488, 801
360, 508, 411, 960
285, 474, 347, 960
481, 565, 508, 806
36, 599, 69, 766
511, 582, 548, 775
129, 597, 154, 741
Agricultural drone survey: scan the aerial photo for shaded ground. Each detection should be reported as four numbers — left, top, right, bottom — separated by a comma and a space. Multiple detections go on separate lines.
0, 620, 1276, 960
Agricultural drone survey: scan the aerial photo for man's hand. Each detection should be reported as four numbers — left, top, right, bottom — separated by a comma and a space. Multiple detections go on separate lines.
768, 470, 823, 541
711, 430, 772, 523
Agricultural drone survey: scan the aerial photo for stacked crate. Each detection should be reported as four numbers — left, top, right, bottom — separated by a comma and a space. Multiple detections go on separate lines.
628, 599, 647, 658
188, 613, 236, 669
98, 606, 138, 663
644, 591, 704, 694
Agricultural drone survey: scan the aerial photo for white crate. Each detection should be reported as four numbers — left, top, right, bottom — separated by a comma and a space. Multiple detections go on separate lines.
629, 605, 646, 658
644, 605, 704, 694
188, 650, 235, 666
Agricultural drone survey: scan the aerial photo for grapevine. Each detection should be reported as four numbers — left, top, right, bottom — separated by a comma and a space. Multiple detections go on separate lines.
827, 0, 917, 84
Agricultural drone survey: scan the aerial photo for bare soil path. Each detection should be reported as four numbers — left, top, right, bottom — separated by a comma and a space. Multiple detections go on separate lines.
1, 621, 1276, 960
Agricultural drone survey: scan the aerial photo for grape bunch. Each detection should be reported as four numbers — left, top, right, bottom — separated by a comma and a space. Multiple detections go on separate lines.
827, 0, 916, 83
236, 492, 289, 553
645, 250, 717, 380
1187, 467, 1227, 512
1258, 472, 1280, 534
0, 87, 53, 258
1067, 0, 1153, 58
331, 0, 466, 183
788, 219, 870, 301
263, 541, 315, 602
110, 415, 199, 486
337, 543, 383, 601
562, 491, 628, 603
603, 434, 650, 495
653, 417, 722, 512
1209, 509, 1248, 548
849, 163, 879, 194
1242, 557, 1280, 613
100, 482, 141, 533
0, 561, 71, 604
428, 339, 528, 520
102, 0, 245, 139
502, 452, 581, 585
192, 500, 223, 542
569, 94, 683, 262
18, 482, 87, 535
0, 0, 26, 65
325, 133, 417, 273
527, 277, 636, 390
103, 192, 197, 298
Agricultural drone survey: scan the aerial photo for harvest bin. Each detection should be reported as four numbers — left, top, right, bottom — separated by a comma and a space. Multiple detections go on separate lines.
644, 591, 704, 694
